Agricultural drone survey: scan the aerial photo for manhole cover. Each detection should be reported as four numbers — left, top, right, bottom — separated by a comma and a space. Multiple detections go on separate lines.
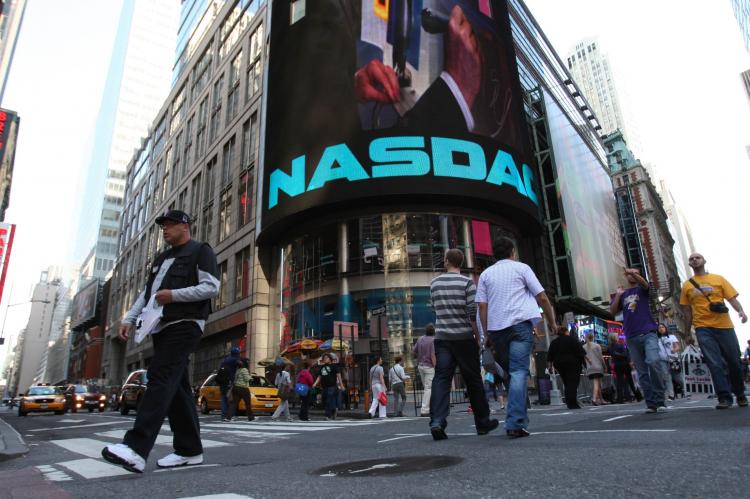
313, 455, 463, 477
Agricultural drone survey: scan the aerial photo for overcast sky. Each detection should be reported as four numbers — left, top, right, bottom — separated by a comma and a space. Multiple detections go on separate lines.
2, 0, 750, 366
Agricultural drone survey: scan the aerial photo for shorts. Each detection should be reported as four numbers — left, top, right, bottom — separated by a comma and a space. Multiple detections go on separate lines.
587, 373, 603, 380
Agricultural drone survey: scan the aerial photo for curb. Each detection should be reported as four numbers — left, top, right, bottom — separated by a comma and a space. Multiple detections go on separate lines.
0, 414, 28, 461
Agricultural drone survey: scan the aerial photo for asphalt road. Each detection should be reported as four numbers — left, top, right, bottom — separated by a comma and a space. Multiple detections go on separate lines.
0, 396, 748, 499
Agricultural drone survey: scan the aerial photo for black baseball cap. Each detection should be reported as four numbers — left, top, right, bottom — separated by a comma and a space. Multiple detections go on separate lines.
155, 209, 192, 225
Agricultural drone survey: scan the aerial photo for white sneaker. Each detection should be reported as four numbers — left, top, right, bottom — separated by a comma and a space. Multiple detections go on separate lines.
157, 453, 204, 468
101, 443, 146, 473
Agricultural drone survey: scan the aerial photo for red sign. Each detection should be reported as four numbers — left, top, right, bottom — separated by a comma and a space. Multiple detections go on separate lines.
0, 223, 16, 306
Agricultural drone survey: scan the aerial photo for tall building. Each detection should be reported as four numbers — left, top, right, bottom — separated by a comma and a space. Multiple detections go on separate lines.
74, 0, 179, 280
658, 179, 696, 283
103, 0, 628, 387
173, 0, 225, 85
0, 0, 27, 105
565, 37, 641, 155
732, 0, 750, 55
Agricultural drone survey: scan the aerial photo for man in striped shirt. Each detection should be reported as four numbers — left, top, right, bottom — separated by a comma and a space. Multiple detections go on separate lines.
477, 236, 558, 438
428, 248, 499, 440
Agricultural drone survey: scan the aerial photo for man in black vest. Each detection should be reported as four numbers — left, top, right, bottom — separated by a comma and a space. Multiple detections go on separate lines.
102, 210, 219, 473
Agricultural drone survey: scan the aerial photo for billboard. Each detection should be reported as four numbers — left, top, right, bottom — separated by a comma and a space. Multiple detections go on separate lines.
0, 222, 15, 305
543, 92, 625, 303
71, 280, 99, 328
259, 0, 541, 244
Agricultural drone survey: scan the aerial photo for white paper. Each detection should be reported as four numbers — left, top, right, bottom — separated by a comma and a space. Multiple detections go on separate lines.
134, 295, 163, 344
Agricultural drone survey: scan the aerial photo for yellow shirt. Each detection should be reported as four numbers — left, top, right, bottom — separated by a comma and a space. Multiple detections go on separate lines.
680, 274, 738, 329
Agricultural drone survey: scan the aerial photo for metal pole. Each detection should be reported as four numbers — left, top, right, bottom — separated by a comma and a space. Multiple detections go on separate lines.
543, 316, 563, 406
338, 322, 346, 409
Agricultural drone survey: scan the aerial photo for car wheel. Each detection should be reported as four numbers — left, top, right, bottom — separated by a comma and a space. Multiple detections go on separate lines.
120, 399, 130, 416
200, 399, 209, 415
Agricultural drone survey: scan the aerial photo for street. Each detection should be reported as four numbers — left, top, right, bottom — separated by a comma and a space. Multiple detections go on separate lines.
1, 396, 748, 498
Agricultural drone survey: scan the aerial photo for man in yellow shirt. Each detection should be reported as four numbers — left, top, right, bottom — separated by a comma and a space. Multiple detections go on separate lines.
680, 253, 748, 409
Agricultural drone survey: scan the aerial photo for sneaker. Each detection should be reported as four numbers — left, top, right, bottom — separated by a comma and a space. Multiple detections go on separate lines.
506, 428, 530, 439
157, 453, 203, 468
737, 395, 748, 407
221, 418, 232, 422
247, 416, 255, 421
476, 419, 500, 436
430, 426, 448, 441
716, 399, 731, 410
656, 405, 667, 412
645, 406, 657, 414
101, 443, 145, 473
366, 413, 373, 419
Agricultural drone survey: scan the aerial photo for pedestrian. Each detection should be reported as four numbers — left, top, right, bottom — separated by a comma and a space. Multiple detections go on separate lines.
743, 340, 750, 383
609, 334, 633, 403
271, 364, 293, 422
217, 347, 242, 421
296, 361, 314, 421
367, 356, 387, 419
680, 253, 748, 409
547, 326, 586, 409
583, 334, 607, 405
656, 323, 680, 400
477, 238, 558, 438
227, 358, 254, 422
312, 353, 343, 420
610, 267, 666, 413
388, 356, 410, 417
430, 248, 499, 441
102, 209, 219, 473
413, 323, 436, 417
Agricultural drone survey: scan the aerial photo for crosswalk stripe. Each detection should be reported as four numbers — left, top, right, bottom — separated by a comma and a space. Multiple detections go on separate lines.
57, 458, 132, 479
201, 429, 298, 438
50, 438, 110, 458
202, 423, 339, 432
95, 430, 231, 448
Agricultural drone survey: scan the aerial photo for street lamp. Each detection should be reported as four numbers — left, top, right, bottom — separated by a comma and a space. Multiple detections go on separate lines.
0, 299, 52, 344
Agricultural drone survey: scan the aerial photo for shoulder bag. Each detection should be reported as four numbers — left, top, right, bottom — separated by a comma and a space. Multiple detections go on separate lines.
689, 278, 729, 314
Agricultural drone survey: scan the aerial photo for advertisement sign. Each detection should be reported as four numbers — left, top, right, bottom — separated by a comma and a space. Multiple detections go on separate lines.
259, 0, 540, 244
0, 108, 19, 169
71, 280, 99, 328
0, 222, 15, 305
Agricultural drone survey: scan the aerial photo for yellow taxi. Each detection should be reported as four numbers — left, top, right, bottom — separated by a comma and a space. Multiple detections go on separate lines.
18, 385, 66, 416
198, 373, 279, 415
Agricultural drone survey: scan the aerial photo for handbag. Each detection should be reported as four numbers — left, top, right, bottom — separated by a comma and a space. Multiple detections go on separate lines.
377, 391, 387, 405
295, 382, 310, 397
689, 278, 729, 314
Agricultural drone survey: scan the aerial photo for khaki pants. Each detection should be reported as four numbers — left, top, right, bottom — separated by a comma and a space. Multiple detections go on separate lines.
418, 365, 435, 415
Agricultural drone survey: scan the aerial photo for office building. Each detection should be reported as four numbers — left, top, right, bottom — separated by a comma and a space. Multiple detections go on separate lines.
732, 0, 750, 55
0, 0, 27, 105
74, 0, 179, 280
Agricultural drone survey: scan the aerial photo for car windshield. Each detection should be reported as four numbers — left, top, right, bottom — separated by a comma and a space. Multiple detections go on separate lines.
28, 386, 57, 396
249, 376, 270, 387
74, 385, 87, 393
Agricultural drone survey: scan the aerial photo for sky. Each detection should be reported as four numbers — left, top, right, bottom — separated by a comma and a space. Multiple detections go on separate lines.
524, 0, 750, 342
0, 1, 122, 362
1, 0, 750, 367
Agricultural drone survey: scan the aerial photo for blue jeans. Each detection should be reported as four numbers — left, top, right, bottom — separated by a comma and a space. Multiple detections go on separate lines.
489, 321, 534, 431
430, 338, 490, 431
626, 332, 665, 408
323, 387, 338, 418
220, 385, 231, 418
696, 327, 745, 402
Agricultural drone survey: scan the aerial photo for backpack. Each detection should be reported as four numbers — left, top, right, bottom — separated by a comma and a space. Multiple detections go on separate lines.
215, 365, 231, 386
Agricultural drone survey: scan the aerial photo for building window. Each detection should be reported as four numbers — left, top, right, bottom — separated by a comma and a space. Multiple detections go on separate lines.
234, 246, 251, 301
171, 84, 186, 134
241, 113, 257, 168
204, 157, 217, 201
190, 173, 202, 221
191, 45, 213, 103
196, 97, 209, 161
221, 135, 235, 186
209, 73, 224, 144
218, 189, 232, 242
184, 116, 193, 176
227, 50, 242, 124
160, 160, 170, 202
178, 188, 187, 211
237, 170, 252, 228
173, 132, 183, 180
216, 261, 229, 309
246, 24, 263, 101
153, 115, 168, 158
201, 203, 214, 244
218, 0, 250, 61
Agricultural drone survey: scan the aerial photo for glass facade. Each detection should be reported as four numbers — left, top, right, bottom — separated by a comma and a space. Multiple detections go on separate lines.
278, 213, 517, 363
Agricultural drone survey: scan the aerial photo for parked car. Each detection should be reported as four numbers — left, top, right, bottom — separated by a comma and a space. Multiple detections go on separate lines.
18, 385, 66, 416
198, 373, 279, 415
64, 384, 107, 413
119, 369, 148, 415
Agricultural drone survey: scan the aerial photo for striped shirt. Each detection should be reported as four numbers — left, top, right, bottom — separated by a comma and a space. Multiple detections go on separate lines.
476, 259, 544, 331
430, 272, 477, 340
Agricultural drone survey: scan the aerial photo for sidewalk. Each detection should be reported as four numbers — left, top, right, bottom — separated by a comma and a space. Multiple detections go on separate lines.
0, 407, 28, 462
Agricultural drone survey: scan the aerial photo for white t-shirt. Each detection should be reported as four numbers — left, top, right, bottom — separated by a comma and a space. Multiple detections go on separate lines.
658, 334, 679, 361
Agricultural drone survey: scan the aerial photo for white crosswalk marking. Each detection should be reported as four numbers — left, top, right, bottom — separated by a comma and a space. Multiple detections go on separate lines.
96, 430, 231, 448
57, 458, 133, 479
50, 438, 110, 458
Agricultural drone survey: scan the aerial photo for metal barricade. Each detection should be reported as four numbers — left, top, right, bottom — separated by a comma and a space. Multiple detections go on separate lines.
681, 345, 714, 395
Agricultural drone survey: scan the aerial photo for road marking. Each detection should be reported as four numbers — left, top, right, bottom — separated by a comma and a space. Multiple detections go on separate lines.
377, 434, 423, 443
201, 429, 298, 438
178, 494, 254, 499
57, 458, 132, 479
36, 465, 73, 482
202, 423, 341, 432
532, 429, 677, 435
50, 438, 110, 458
349, 463, 398, 474
154, 464, 220, 473
542, 412, 572, 416
57, 419, 86, 423
29, 421, 126, 432
95, 430, 231, 448
602, 415, 633, 422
